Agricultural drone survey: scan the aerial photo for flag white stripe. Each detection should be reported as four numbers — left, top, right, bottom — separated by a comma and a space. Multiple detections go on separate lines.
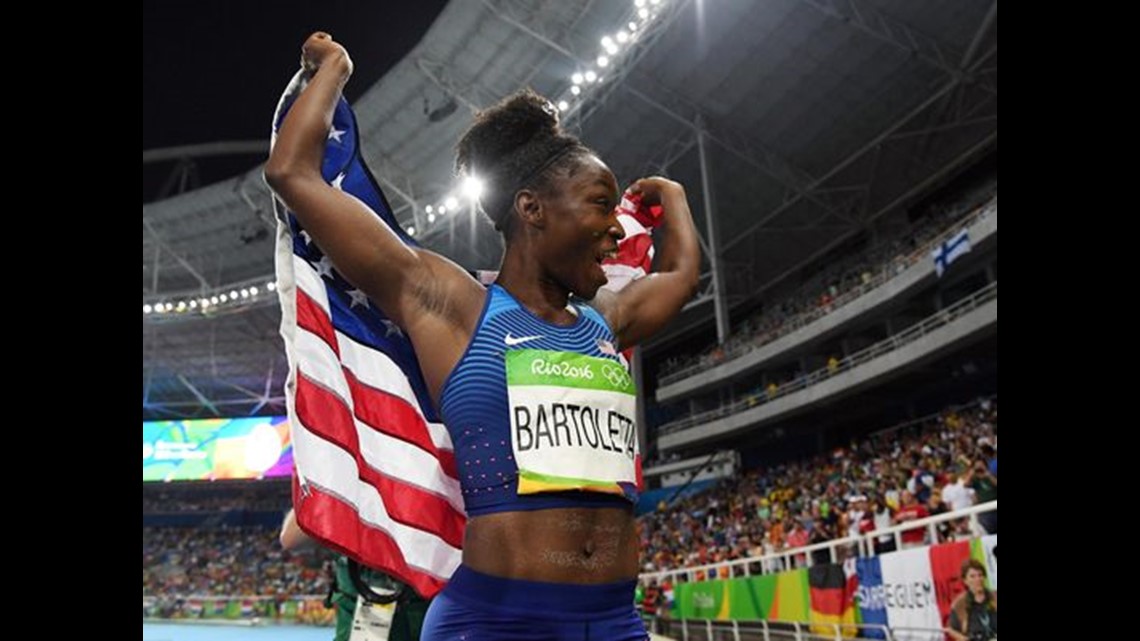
293, 254, 332, 314
337, 334, 455, 454
292, 254, 454, 454
295, 329, 463, 508
295, 330, 352, 403
292, 423, 462, 577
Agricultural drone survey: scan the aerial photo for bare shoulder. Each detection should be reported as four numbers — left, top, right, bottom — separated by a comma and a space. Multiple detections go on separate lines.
391, 249, 491, 401
589, 288, 621, 331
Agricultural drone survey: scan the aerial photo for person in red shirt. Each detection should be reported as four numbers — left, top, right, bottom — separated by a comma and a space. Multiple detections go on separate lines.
893, 490, 930, 548
786, 519, 810, 567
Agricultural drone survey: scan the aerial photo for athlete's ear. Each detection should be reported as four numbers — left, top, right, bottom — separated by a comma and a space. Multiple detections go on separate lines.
515, 189, 546, 229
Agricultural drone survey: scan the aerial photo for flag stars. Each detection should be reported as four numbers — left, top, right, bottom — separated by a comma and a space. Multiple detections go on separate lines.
328, 127, 346, 143
315, 256, 334, 279
332, 172, 346, 190
347, 288, 369, 309
381, 320, 404, 338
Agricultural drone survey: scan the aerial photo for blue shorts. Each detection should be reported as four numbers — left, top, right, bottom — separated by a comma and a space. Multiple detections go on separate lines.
420, 565, 648, 641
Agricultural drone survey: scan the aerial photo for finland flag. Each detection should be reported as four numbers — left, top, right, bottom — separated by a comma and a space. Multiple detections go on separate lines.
931, 228, 971, 277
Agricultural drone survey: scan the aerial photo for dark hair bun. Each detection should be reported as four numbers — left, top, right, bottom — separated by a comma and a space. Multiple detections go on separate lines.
455, 89, 561, 178
455, 89, 583, 233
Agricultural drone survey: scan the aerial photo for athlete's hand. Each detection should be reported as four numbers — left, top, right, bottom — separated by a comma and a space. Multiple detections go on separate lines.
626, 176, 685, 207
301, 32, 353, 76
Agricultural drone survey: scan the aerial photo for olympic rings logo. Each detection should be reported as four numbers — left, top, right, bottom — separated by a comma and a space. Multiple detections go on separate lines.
601, 363, 632, 389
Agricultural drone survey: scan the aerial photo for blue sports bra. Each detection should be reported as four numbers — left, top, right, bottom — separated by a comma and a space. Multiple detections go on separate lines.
439, 285, 640, 517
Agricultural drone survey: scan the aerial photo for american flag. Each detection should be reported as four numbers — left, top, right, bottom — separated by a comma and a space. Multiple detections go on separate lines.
599, 191, 661, 294
270, 70, 658, 598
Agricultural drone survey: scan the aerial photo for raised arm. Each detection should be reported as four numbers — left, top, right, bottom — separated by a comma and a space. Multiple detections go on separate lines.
264, 33, 483, 398
263, 32, 480, 338
596, 177, 701, 350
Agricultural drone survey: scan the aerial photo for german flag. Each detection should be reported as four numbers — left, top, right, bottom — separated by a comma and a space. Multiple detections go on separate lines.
809, 563, 859, 637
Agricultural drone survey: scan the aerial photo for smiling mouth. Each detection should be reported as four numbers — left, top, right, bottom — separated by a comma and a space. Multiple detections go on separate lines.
596, 248, 618, 263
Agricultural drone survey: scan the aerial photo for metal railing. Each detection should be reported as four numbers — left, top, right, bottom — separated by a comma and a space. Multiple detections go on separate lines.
640, 501, 996, 585
659, 280, 996, 435
645, 615, 949, 641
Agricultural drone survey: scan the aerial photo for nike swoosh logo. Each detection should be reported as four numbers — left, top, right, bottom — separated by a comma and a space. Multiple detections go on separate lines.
504, 332, 544, 346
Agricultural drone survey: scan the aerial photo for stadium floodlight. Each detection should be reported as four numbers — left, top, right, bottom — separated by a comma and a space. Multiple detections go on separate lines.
461, 176, 484, 200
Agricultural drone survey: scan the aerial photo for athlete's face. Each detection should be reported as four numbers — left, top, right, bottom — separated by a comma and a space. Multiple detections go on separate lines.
539, 155, 624, 299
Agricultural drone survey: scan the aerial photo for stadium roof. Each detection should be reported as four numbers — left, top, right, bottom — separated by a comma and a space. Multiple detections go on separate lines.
143, 0, 997, 419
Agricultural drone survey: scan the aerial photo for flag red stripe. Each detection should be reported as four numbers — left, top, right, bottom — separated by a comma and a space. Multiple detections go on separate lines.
295, 288, 339, 357
343, 367, 458, 479
295, 285, 458, 477
293, 482, 448, 599
810, 586, 846, 617
295, 373, 466, 549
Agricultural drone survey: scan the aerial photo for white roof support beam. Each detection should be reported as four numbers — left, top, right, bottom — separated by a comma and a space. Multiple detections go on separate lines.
799, 0, 995, 93
487, 1, 857, 233
144, 218, 212, 291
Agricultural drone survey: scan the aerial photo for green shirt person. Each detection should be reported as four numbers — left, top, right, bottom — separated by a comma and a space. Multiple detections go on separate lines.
283, 509, 431, 641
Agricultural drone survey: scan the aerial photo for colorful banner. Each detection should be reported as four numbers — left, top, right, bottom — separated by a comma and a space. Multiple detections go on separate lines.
879, 547, 942, 639
143, 416, 294, 481
677, 580, 725, 620
808, 561, 859, 637
750, 574, 777, 620
976, 534, 997, 591
770, 569, 810, 622
294, 598, 336, 625
854, 557, 889, 639
672, 571, 809, 622
144, 597, 330, 622
662, 534, 997, 638
929, 540, 971, 627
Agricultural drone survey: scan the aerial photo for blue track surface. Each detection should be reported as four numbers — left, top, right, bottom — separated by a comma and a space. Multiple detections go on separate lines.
143, 622, 333, 641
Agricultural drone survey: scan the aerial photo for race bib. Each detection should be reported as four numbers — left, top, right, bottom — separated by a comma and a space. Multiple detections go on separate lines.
348, 596, 393, 641
506, 349, 638, 499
